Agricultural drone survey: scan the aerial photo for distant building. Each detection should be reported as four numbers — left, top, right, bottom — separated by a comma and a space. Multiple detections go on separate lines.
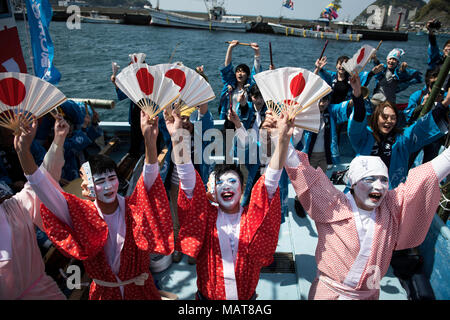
364, 5, 416, 30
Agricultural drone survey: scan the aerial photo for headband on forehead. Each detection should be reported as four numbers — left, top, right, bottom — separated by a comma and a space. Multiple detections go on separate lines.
387, 48, 405, 62
0, 181, 13, 199
345, 156, 389, 187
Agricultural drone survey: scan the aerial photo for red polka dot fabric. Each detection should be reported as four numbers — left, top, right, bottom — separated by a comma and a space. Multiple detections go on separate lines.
176, 171, 281, 300
41, 175, 174, 300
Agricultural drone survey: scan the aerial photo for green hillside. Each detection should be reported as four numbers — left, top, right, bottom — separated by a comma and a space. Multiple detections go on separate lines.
415, 0, 450, 25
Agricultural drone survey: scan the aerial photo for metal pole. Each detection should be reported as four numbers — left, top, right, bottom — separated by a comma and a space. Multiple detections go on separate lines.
21, 0, 35, 75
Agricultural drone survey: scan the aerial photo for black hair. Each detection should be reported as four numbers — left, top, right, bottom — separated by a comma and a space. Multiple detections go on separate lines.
87, 154, 117, 176
235, 64, 251, 77
336, 56, 350, 65
444, 40, 450, 49
425, 67, 441, 89
214, 163, 244, 187
249, 84, 262, 98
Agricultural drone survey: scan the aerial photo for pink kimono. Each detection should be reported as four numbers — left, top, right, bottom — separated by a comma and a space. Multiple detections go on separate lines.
286, 150, 441, 300
0, 171, 65, 300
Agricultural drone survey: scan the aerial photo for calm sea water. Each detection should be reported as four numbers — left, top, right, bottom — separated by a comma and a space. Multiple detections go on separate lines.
15, 21, 448, 121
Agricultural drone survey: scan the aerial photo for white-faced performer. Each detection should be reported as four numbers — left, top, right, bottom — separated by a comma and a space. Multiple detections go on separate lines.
15, 112, 173, 300
164, 107, 293, 300
0, 117, 67, 300
282, 110, 450, 299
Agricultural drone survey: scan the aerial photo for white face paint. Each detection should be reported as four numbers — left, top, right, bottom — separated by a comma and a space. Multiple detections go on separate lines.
215, 171, 242, 212
353, 175, 389, 210
93, 171, 119, 204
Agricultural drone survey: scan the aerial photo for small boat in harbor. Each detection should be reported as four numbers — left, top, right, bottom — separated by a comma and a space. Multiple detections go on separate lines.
77, 11, 123, 24
268, 22, 363, 42
146, 0, 250, 32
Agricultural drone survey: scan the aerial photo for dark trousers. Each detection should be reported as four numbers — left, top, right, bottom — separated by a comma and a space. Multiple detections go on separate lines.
129, 104, 144, 157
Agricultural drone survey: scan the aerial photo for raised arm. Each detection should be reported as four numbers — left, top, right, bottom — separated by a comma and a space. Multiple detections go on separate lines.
224, 40, 238, 67
141, 111, 160, 191
164, 106, 196, 198
15, 115, 73, 228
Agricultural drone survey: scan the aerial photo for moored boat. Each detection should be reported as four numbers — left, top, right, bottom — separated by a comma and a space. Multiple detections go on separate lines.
268, 22, 363, 42
146, 1, 250, 32
77, 11, 123, 24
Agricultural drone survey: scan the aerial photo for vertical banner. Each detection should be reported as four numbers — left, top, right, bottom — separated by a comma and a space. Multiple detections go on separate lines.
24, 0, 60, 84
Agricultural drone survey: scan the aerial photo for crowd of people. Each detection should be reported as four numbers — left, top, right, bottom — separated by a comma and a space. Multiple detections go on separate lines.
0, 20, 449, 300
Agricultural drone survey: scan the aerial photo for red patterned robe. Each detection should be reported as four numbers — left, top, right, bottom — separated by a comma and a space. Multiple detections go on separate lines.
286, 151, 441, 300
41, 175, 173, 300
176, 171, 281, 300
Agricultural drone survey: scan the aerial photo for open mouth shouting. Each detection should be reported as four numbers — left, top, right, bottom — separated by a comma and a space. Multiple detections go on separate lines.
221, 191, 235, 201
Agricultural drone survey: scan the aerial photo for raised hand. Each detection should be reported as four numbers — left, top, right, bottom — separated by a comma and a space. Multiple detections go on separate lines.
315, 56, 327, 70
250, 42, 260, 56
349, 72, 362, 98
14, 114, 38, 154
399, 62, 408, 72
228, 40, 239, 48
140, 111, 159, 144
371, 64, 384, 74
227, 105, 241, 128
53, 116, 70, 147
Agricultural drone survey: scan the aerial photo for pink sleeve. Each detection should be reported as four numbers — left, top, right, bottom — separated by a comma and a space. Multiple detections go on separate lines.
285, 150, 352, 223
392, 162, 441, 250
18, 167, 66, 229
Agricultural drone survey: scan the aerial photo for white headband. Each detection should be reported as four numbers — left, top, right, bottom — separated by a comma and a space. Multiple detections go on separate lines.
345, 156, 389, 187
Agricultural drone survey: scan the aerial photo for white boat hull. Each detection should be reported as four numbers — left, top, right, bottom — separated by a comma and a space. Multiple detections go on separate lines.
269, 22, 362, 42
79, 15, 123, 24
149, 9, 249, 32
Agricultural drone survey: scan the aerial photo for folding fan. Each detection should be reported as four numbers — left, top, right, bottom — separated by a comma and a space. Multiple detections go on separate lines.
154, 63, 215, 115
129, 53, 146, 64
0, 72, 67, 134
254, 67, 331, 133
342, 44, 377, 75
115, 63, 181, 119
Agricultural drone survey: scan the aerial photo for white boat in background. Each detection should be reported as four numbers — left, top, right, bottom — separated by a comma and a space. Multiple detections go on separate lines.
78, 11, 123, 24
269, 22, 362, 42
146, 0, 250, 32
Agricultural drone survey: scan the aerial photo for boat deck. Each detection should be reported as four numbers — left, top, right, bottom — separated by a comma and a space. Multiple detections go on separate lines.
101, 120, 408, 300
152, 179, 407, 300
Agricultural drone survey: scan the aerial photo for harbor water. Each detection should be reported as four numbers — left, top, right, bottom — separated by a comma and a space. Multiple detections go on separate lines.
15, 21, 449, 121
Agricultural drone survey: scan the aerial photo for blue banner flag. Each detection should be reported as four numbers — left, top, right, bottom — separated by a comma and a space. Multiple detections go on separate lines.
25, 0, 61, 84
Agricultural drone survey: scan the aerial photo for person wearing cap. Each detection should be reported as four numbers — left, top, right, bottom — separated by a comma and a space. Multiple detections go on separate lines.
15, 111, 174, 300
218, 40, 262, 120
282, 113, 450, 299
0, 117, 68, 299
348, 72, 448, 189
369, 48, 422, 105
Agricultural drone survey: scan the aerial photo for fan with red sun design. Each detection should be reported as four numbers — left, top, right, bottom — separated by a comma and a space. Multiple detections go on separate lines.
254, 67, 331, 133
115, 63, 181, 119
154, 63, 215, 115
342, 45, 377, 75
0, 72, 67, 135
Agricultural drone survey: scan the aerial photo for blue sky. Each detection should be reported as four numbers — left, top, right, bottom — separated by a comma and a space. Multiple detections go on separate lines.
150, 0, 386, 21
